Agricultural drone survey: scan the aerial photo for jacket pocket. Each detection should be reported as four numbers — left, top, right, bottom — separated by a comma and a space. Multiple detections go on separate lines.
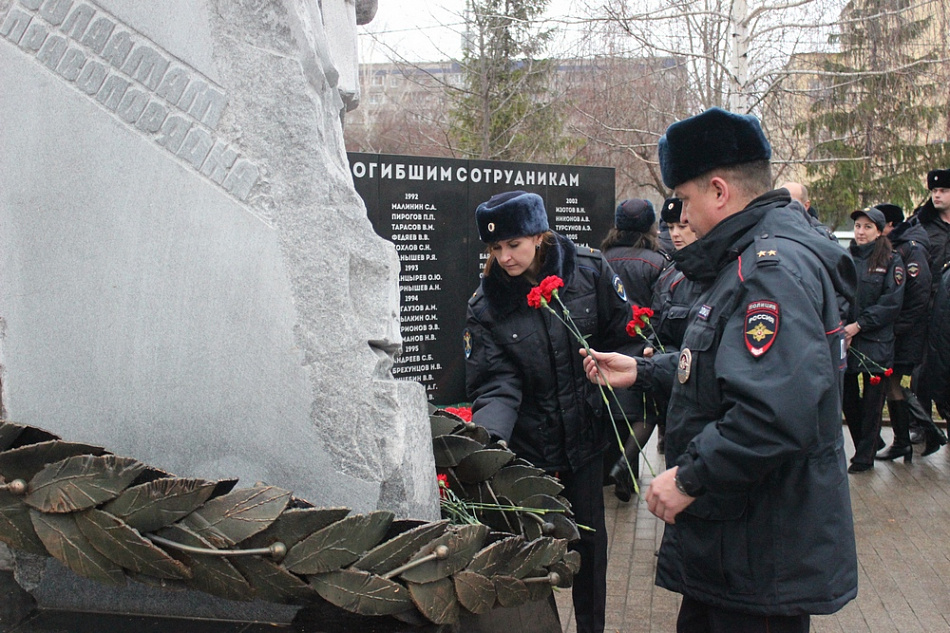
679, 494, 756, 595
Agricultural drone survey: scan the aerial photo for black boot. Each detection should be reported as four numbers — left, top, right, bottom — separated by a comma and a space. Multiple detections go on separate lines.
608, 456, 637, 503
877, 400, 913, 463
922, 416, 948, 457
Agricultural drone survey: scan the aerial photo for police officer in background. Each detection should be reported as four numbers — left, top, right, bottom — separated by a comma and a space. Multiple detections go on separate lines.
581, 107, 858, 633
601, 198, 670, 501
912, 169, 950, 423
876, 204, 943, 456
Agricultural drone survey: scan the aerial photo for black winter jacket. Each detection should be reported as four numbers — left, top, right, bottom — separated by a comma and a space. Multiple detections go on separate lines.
651, 266, 705, 351
888, 221, 931, 366
847, 240, 905, 373
914, 199, 950, 283
926, 262, 950, 407
465, 233, 635, 472
604, 242, 668, 310
640, 191, 859, 616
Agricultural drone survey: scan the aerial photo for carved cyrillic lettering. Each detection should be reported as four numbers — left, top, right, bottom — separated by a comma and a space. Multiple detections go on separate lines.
60, 3, 94, 39
135, 100, 167, 133
75, 58, 106, 93
80, 16, 113, 54
20, 21, 48, 52
56, 46, 86, 81
177, 128, 213, 168
1, 8, 33, 44
39, 0, 73, 26
223, 159, 260, 201
100, 29, 132, 68
199, 142, 238, 183
155, 66, 189, 105
155, 115, 191, 153
121, 44, 169, 90
179, 80, 227, 128
95, 73, 130, 111
117, 87, 149, 123
36, 33, 67, 69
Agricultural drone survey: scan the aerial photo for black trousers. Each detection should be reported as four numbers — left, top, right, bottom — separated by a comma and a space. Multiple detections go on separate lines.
843, 371, 886, 466
677, 596, 810, 633
557, 457, 607, 633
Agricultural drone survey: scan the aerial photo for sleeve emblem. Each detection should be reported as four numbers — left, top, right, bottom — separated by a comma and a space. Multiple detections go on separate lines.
745, 301, 779, 357
612, 274, 627, 301
907, 262, 920, 278
894, 266, 904, 285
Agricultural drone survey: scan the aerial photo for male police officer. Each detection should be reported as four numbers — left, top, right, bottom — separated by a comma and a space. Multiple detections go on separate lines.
582, 108, 858, 633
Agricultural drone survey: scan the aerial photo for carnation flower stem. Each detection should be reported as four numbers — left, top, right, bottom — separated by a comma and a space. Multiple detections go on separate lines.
539, 293, 657, 493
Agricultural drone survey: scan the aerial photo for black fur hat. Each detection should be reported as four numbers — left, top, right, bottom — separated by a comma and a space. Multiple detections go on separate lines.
658, 107, 772, 189
873, 203, 904, 226
660, 197, 683, 224
928, 169, 950, 190
615, 198, 655, 232
476, 191, 549, 243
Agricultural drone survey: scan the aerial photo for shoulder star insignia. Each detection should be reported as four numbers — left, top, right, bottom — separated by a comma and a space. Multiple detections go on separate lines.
768, 249, 777, 256
757, 250, 767, 257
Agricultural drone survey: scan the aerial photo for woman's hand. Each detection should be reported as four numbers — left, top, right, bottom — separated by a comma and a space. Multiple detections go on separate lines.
580, 348, 637, 388
643, 347, 655, 358
844, 322, 860, 344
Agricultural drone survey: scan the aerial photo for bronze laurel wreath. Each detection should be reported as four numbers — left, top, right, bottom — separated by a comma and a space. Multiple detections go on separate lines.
0, 411, 579, 627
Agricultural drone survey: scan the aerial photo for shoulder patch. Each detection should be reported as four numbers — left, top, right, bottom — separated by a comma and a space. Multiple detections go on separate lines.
907, 261, 920, 278
745, 301, 779, 357
894, 266, 904, 285
612, 274, 627, 301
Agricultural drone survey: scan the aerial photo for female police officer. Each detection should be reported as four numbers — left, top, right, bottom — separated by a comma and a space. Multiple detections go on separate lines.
464, 191, 634, 633
844, 206, 905, 472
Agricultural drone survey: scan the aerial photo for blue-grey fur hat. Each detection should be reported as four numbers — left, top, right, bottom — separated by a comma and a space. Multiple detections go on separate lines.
660, 197, 683, 224
658, 107, 772, 189
615, 199, 655, 232
475, 191, 549, 243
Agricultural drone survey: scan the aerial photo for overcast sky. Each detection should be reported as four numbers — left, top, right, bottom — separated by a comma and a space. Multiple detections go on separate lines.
358, 0, 583, 64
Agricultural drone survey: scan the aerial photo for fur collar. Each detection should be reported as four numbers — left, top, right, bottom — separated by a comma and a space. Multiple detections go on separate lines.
481, 232, 577, 318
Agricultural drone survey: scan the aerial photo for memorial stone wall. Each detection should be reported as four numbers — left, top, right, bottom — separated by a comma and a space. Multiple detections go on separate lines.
349, 153, 617, 405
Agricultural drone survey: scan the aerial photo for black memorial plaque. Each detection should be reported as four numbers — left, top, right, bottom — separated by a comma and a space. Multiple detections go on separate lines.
348, 153, 615, 405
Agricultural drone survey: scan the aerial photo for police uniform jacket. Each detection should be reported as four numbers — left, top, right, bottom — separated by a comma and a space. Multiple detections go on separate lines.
889, 221, 931, 366
603, 242, 669, 310
651, 266, 706, 351
639, 191, 859, 616
846, 240, 905, 373
926, 262, 950, 407
914, 199, 950, 284
465, 232, 635, 472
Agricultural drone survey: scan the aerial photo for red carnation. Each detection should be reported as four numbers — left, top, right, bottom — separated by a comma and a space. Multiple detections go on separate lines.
625, 320, 641, 337
637, 306, 654, 319
884, 368, 893, 377
527, 286, 543, 309
445, 406, 473, 422
869, 375, 882, 385
539, 275, 564, 302
437, 473, 449, 499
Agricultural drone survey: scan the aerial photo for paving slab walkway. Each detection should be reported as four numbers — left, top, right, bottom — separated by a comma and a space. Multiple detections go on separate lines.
556, 426, 950, 633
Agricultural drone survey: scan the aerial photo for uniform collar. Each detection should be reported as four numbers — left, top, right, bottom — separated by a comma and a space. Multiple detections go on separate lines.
673, 190, 787, 282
